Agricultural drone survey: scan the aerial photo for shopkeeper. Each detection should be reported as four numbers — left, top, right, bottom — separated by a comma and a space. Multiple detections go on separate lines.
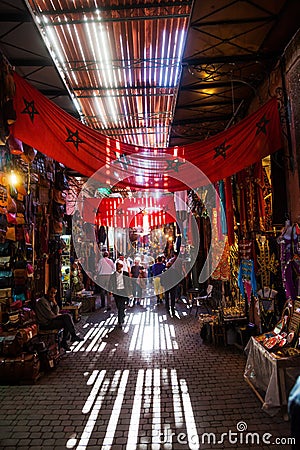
35, 286, 84, 351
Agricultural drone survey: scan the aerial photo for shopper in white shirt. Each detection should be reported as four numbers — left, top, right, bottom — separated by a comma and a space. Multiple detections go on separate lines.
115, 254, 131, 277
109, 262, 131, 327
97, 251, 115, 309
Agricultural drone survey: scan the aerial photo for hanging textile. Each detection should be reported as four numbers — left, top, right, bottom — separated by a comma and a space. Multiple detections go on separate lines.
174, 191, 188, 242
238, 259, 257, 301
218, 180, 227, 235
224, 177, 235, 246
211, 207, 230, 281
84, 196, 176, 228
253, 161, 266, 230
278, 222, 300, 300
211, 237, 231, 281
12, 72, 282, 191
255, 234, 279, 288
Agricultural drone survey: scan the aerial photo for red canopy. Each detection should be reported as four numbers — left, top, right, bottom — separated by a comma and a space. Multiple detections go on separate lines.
83, 196, 176, 227
12, 72, 282, 191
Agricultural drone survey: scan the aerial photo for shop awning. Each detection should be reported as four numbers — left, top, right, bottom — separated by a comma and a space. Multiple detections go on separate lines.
83, 196, 176, 228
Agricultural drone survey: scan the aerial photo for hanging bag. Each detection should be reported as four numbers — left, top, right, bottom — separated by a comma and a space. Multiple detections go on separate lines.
55, 171, 69, 191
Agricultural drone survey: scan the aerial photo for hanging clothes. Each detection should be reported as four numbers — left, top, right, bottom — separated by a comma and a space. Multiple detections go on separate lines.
238, 259, 257, 302
253, 161, 266, 231
224, 176, 235, 246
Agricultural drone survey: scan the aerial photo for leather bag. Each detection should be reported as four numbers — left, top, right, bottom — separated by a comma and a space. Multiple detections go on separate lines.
0, 352, 40, 383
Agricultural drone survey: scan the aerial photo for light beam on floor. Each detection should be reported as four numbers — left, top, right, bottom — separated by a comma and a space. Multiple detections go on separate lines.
126, 369, 144, 450
179, 378, 199, 450
101, 370, 129, 449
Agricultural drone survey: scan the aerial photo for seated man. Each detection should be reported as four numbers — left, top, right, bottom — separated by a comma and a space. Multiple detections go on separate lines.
35, 286, 83, 351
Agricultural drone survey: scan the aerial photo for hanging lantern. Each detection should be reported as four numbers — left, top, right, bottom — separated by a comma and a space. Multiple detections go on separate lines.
8, 134, 24, 155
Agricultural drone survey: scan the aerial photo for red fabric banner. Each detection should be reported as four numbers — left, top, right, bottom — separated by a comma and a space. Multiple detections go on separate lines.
12, 72, 282, 191
83, 196, 176, 227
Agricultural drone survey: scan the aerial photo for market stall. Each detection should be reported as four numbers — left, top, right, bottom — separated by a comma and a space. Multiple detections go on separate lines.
244, 300, 300, 418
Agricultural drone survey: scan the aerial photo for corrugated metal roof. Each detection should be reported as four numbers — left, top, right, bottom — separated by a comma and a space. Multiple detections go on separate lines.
1, 0, 299, 154
26, 0, 193, 148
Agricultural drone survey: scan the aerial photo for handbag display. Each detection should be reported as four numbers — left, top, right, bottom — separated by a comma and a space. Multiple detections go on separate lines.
0, 242, 11, 256
0, 288, 12, 308
17, 324, 38, 344
16, 213, 25, 225
2, 309, 20, 329
0, 270, 13, 288
52, 220, 63, 234
21, 143, 37, 164
13, 268, 27, 285
52, 201, 65, 221
19, 307, 36, 326
53, 189, 67, 205
5, 226, 16, 241
6, 212, 17, 224
55, 170, 69, 191
38, 186, 50, 205
0, 256, 11, 269
7, 195, 17, 213
0, 214, 8, 232
0, 333, 23, 356
0, 185, 8, 212
0, 352, 40, 383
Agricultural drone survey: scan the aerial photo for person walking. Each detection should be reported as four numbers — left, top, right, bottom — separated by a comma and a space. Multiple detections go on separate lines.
130, 258, 145, 305
109, 262, 131, 327
151, 255, 166, 303
162, 258, 181, 317
115, 254, 131, 277
97, 251, 115, 309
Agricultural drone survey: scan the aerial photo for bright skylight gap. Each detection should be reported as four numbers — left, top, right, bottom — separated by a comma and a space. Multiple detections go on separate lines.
174, 29, 186, 83
119, 36, 128, 88
169, 27, 179, 86
100, 25, 113, 88
93, 22, 108, 88
163, 26, 173, 87
44, 24, 65, 66
154, 30, 159, 85
109, 89, 118, 123
159, 29, 166, 87
143, 46, 147, 85
94, 95, 107, 128
73, 25, 92, 89
149, 44, 153, 84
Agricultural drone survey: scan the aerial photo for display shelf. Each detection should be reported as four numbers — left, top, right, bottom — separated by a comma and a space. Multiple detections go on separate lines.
244, 336, 300, 419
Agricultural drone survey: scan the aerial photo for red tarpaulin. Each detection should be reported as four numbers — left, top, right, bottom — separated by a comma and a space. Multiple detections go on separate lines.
12, 72, 282, 191
83, 196, 176, 227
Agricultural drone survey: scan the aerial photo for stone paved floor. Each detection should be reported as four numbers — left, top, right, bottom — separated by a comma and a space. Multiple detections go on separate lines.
0, 294, 294, 450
